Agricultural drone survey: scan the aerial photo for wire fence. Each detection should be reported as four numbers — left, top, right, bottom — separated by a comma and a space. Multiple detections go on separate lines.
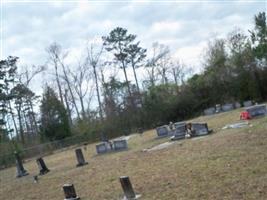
0, 132, 98, 169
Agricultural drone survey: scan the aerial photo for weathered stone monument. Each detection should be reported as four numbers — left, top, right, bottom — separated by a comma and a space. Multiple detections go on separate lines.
63, 183, 80, 200
156, 125, 169, 137
235, 102, 241, 109
113, 140, 128, 151
171, 122, 186, 140
222, 103, 234, 112
119, 176, 141, 200
75, 148, 88, 167
243, 100, 253, 107
36, 157, 50, 175
191, 123, 210, 136
246, 104, 266, 118
14, 152, 29, 178
204, 107, 215, 115
96, 141, 113, 154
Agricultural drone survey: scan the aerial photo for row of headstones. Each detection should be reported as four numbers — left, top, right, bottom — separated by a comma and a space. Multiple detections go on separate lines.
96, 139, 128, 154
156, 122, 210, 140
15, 148, 88, 178
63, 176, 140, 200
204, 100, 253, 115
15, 151, 139, 199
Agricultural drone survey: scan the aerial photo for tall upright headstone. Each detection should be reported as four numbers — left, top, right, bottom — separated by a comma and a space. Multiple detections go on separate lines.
36, 157, 50, 175
63, 184, 80, 200
75, 148, 88, 167
14, 152, 29, 178
119, 176, 140, 199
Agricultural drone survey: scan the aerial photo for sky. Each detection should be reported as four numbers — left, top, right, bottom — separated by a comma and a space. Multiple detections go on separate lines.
1, 0, 266, 94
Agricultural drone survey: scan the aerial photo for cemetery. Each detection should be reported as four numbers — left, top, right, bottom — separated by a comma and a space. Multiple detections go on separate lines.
1, 108, 266, 199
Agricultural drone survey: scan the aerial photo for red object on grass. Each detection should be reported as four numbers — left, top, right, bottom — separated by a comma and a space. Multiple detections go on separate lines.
240, 111, 251, 120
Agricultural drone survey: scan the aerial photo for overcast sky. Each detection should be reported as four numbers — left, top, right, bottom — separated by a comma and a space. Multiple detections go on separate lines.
1, 0, 266, 93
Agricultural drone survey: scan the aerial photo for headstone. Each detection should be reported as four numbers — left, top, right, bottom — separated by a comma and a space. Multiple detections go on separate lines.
36, 157, 50, 175
96, 142, 113, 154
63, 183, 80, 200
246, 104, 267, 118
222, 103, 234, 112
215, 104, 221, 113
113, 140, 128, 151
156, 125, 169, 137
119, 176, 140, 200
204, 107, 215, 115
191, 123, 209, 136
75, 148, 88, 167
14, 152, 29, 178
235, 102, 241, 109
243, 100, 253, 107
171, 122, 186, 140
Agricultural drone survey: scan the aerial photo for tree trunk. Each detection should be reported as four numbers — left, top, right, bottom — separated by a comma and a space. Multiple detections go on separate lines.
64, 89, 73, 126
93, 65, 103, 121
54, 62, 65, 106
131, 62, 140, 93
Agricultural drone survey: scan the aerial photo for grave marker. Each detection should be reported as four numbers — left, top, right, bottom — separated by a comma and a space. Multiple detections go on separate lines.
14, 152, 29, 178
75, 148, 88, 167
156, 125, 169, 137
36, 157, 50, 175
243, 100, 253, 107
235, 102, 241, 109
191, 123, 209, 136
96, 142, 113, 154
204, 107, 215, 115
63, 184, 80, 200
222, 103, 234, 112
246, 104, 266, 118
171, 122, 186, 140
119, 176, 140, 200
113, 140, 128, 151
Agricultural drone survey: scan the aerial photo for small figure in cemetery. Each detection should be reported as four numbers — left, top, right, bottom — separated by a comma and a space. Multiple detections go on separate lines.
185, 123, 196, 138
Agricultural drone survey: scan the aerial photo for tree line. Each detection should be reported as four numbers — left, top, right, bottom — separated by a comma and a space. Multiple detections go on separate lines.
0, 12, 266, 149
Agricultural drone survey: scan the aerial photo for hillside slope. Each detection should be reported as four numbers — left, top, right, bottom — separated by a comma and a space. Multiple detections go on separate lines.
0, 109, 267, 200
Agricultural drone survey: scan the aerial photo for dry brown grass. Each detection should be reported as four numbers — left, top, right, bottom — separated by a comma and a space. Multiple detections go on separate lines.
1, 109, 267, 200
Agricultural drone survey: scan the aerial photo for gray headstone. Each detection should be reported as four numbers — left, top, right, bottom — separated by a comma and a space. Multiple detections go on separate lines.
246, 104, 266, 118
222, 103, 234, 112
119, 176, 137, 200
63, 183, 80, 200
15, 152, 29, 178
192, 123, 209, 136
171, 122, 186, 140
204, 107, 215, 115
96, 142, 113, 154
75, 148, 88, 167
156, 125, 169, 137
243, 100, 253, 107
113, 140, 128, 151
36, 157, 50, 175
235, 102, 241, 109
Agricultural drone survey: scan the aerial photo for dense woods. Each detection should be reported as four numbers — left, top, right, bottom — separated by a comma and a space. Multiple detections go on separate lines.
0, 12, 266, 165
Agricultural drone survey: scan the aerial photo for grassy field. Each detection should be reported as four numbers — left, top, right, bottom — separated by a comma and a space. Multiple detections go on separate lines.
1, 109, 267, 200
